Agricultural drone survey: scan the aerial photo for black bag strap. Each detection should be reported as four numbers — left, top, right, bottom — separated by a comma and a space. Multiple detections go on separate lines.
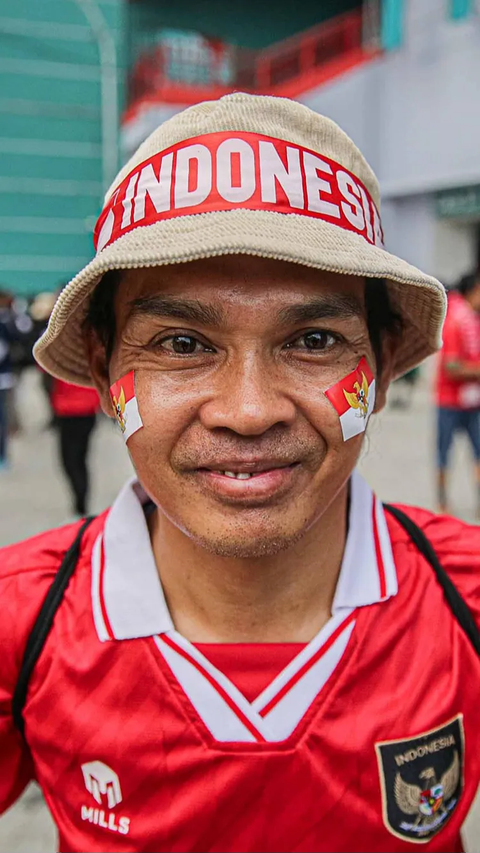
12, 516, 96, 737
384, 503, 480, 658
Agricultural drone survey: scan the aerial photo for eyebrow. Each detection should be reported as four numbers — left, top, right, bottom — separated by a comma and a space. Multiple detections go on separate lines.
129, 295, 224, 327
278, 294, 365, 326
128, 292, 364, 329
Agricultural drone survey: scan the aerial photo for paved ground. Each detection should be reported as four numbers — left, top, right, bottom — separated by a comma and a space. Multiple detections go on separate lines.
0, 367, 479, 852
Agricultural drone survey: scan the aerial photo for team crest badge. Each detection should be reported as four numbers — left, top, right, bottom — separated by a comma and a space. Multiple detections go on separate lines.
376, 715, 464, 843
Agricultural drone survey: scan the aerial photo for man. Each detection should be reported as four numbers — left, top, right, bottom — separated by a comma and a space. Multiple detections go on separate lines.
435, 272, 480, 514
0, 94, 478, 853
0, 289, 16, 469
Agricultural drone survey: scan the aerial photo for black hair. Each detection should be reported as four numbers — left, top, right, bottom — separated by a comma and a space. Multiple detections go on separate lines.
364, 277, 403, 375
84, 269, 119, 363
457, 272, 480, 297
84, 270, 403, 377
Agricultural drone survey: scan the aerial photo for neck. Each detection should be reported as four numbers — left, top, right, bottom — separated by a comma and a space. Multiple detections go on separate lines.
148, 484, 349, 643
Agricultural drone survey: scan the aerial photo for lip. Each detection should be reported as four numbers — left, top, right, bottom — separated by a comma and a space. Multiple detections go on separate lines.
194, 463, 301, 502
197, 459, 295, 474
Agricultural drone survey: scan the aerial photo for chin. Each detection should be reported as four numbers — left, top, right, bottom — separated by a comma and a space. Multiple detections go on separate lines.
185, 520, 309, 559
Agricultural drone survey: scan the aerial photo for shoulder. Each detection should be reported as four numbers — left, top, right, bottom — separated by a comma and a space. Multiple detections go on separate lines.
387, 504, 480, 556
386, 504, 480, 613
0, 519, 99, 583
0, 516, 106, 685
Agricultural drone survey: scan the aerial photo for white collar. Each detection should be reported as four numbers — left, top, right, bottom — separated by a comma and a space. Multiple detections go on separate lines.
91, 470, 397, 642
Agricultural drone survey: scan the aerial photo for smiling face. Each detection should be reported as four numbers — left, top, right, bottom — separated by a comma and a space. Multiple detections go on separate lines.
88, 257, 392, 558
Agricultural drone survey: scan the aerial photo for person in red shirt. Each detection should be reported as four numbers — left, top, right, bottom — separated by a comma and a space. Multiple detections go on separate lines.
50, 379, 100, 517
0, 94, 478, 853
435, 273, 480, 514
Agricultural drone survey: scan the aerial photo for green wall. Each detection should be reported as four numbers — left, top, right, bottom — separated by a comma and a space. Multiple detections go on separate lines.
128, 0, 362, 55
381, 0, 404, 50
449, 0, 473, 19
0, 0, 361, 295
0, 0, 126, 295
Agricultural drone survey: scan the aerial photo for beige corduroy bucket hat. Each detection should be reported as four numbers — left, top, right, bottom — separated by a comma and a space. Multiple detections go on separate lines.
34, 92, 446, 386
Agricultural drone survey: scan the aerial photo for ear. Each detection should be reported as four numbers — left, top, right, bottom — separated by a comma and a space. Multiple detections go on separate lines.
373, 336, 396, 414
84, 327, 115, 418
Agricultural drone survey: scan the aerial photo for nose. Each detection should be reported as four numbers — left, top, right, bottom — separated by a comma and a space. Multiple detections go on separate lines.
199, 354, 296, 436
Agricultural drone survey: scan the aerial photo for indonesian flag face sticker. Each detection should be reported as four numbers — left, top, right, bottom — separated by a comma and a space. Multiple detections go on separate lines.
109, 370, 143, 442
325, 357, 376, 441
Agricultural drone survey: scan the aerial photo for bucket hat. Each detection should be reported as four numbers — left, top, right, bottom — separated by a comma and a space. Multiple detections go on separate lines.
34, 92, 446, 385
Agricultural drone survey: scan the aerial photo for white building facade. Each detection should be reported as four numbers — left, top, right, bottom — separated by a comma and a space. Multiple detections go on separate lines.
301, 0, 480, 287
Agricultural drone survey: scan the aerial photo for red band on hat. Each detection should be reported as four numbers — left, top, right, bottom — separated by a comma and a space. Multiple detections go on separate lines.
94, 131, 383, 253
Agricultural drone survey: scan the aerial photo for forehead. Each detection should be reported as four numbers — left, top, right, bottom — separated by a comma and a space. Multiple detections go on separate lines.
116, 257, 366, 315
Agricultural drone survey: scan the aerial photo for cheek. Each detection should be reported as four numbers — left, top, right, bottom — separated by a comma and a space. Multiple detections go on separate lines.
300, 392, 346, 449
126, 370, 198, 459
300, 383, 365, 497
306, 398, 365, 478
123, 357, 372, 474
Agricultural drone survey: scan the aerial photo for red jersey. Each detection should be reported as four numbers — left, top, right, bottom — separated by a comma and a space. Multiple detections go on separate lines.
193, 643, 307, 702
436, 291, 480, 408
1, 472, 479, 853
51, 379, 100, 417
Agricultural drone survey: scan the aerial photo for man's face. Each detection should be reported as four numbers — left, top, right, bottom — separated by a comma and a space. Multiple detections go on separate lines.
90, 257, 388, 558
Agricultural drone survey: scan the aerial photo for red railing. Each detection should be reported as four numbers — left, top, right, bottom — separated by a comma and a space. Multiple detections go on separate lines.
126, 8, 374, 111
250, 10, 363, 90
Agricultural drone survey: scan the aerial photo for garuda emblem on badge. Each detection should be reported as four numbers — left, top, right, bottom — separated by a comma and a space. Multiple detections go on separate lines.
343, 371, 369, 418
111, 386, 126, 433
376, 715, 464, 842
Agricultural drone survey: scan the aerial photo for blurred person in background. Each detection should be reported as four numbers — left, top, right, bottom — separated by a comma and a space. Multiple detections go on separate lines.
435, 271, 480, 514
7, 296, 35, 435
51, 378, 100, 518
29, 292, 57, 340
30, 292, 59, 429
0, 289, 16, 469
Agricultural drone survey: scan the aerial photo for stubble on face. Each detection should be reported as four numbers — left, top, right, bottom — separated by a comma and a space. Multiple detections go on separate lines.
168, 426, 331, 558
98, 257, 373, 559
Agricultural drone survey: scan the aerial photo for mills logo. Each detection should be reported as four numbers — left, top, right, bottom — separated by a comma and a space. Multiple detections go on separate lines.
80, 761, 130, 836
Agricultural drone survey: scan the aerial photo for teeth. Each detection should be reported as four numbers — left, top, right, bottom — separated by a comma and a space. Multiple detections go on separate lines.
223, 471, 253, 479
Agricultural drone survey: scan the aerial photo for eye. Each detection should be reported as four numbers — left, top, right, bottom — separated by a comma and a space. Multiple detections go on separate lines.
155, 334, 215, 355
285, 330, 339, 351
